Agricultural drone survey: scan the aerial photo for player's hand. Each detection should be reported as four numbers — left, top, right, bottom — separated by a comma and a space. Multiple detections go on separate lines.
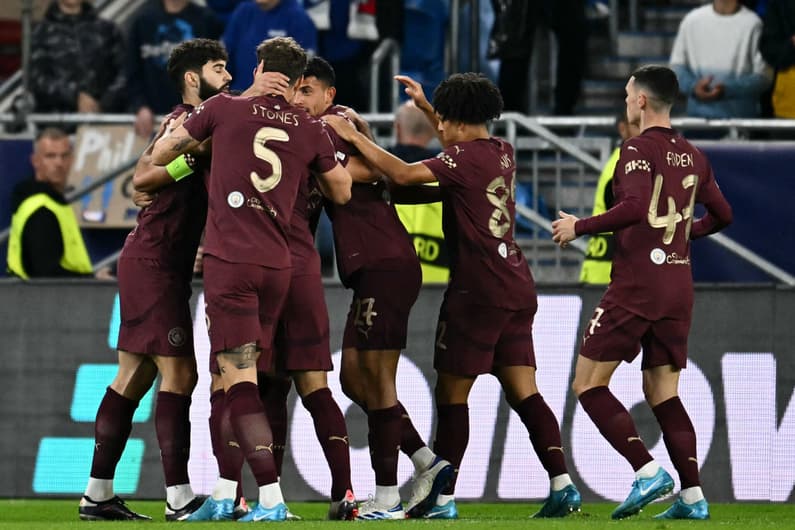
694, 76, 717, 101
341, 107, 375, 140
551, 210, 579, 248
395, 75, 431, 111
249, 63, 289, 97
133, 190, 156, 208
322, 114, 357, 141
709, 83, 725, 100
164, 111, 188, 137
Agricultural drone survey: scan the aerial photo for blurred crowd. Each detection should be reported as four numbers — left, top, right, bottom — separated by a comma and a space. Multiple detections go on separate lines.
0, 0, 792, 129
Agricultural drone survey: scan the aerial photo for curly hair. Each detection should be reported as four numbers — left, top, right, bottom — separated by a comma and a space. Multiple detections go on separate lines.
432, 72, 503, 125
167, 38, 228, 93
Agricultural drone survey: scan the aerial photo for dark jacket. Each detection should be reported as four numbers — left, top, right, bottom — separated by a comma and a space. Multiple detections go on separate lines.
127, 0, 223, 113
760, 0, 795, 69
30, 1, 127, 113
10, 179, 91, 278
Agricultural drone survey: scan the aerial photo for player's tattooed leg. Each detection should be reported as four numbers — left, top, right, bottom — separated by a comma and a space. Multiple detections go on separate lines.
218, 343, 260, 371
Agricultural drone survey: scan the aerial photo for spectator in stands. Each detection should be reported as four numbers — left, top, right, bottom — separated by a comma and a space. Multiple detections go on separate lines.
127, 0, 223, 138
670, 0, 771, 119
223, 0, 316, 92
391, 101, 447, 283
401, 0, 447, 103
7, 127, 93, 279
579, 112, 639, 285
307, 0, 403, 110
205, 0, 246, 25
760, 0, 795, 118
488, 0, 587, 115
29, 0, 126, 115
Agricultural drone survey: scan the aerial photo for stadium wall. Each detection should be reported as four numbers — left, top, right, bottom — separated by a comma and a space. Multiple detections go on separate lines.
1, 282, 793, 503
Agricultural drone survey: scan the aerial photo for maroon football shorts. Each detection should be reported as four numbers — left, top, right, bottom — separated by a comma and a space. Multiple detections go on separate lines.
341, 262, 422, 351
116, 257, 194, 357
274, 273, 332, 372
579, 301, 690, 369
203, 254, 290, 374
433, 292, 538, 376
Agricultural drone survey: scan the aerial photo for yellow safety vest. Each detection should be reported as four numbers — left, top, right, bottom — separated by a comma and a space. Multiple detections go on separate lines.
7, 193, 93, 279
579, 147, 618, 285
396, 198, 449, 284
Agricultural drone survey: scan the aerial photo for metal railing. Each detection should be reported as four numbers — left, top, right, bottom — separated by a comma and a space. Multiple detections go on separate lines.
369, 38, 401, 113
1, 112, 793, 285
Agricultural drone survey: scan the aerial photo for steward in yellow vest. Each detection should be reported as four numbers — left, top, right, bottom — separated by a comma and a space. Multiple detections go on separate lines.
580, 116, 639, 284
6, 128, 92, 279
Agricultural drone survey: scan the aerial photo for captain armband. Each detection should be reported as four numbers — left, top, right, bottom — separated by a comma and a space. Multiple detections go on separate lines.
165, 154, 195, 182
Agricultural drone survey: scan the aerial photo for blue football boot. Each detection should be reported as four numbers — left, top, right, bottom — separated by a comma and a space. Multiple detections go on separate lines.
185, 496, 234, 521
532, 484, 582, 518
237, 502, 287, 522
611, 467, 675, 519
654, 497, 710, 520
424, 500, 458, 519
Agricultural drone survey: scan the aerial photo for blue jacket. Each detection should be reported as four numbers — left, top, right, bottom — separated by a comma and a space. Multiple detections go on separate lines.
224, 0, 317, 91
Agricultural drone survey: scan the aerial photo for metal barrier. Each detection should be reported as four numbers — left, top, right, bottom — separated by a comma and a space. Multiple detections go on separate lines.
369, 38, 401, 113
1, 113, 793, 285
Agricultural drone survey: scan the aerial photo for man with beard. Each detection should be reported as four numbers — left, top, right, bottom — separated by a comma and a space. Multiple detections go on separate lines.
78, 38, 233, 522
151, 36, 351, 523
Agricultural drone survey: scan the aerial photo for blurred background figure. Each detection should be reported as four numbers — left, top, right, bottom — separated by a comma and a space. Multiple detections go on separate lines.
29, 0, 126, 117
488, 0, 587, 115
127, 0, 223, 138
669, 0, 771, 119
391, 101, 447, 283
579, 112, 639, 285
224, 0, 316, 92
7, 127, 93, 279
760, 0, 795, 119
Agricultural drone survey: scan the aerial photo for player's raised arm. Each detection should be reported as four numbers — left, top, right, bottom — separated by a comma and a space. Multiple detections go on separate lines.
323, 114, 435, 186
133, 118, 199, 193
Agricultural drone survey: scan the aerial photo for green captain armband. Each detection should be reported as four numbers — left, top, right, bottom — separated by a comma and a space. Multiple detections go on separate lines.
165, 154, 194, 181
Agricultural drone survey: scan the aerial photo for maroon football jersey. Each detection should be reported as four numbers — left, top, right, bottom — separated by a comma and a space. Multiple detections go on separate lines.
183, 93, 338, 268
576, 127, 732, 320
121, 103, 207, 278
422, 137, 536, 310
321, 106, 417, 285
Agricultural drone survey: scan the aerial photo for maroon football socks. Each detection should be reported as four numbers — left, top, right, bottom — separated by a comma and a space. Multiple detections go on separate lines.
209, 389, 243, 501
578, 386, 653, 471
90, 387, 138, 479
367, 405, 403, 486
155, 391, 191, 487
513, 393, 568, 477
653, 396, 701, 488
258, 375, 291, 475
226, 382, 278, 487
303, 388, 353, 500
434, 403, 469, 495
397, 401, 425, 457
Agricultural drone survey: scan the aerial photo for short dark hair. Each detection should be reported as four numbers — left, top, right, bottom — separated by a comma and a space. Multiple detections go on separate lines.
631, 65, 679, 109
167, 38, 228, 92
303, 56, 335, 87
255, 37, 307, 85
432, 72, 503, 125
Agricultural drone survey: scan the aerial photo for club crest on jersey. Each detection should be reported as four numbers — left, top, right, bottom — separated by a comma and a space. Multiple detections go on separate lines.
650, 248, 666, 265
498, 242, 508, 258
227, 191, 244, 208
168, 327, 186, 347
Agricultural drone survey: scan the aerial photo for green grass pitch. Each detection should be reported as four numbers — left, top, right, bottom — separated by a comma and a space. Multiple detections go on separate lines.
1, 500, 793, 529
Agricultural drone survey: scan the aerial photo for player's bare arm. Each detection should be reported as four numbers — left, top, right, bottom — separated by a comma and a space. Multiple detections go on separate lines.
346, 155, 379, 183
552, 211, 580, 247
151, 123, 201, 166
323, 114, 436, 186
315, 162, 352, 205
